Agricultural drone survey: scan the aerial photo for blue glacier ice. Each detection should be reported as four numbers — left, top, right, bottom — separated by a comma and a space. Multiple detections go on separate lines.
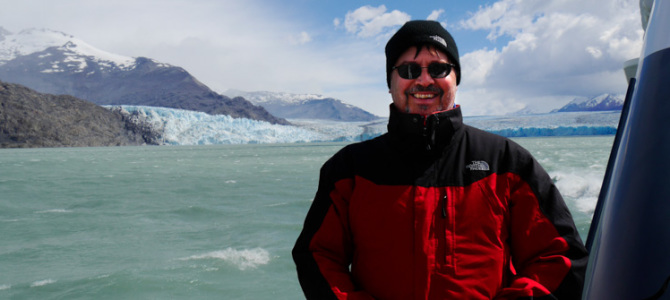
465, 111, 621, 137
109, 106, 621, 146
114, 106, 332, 145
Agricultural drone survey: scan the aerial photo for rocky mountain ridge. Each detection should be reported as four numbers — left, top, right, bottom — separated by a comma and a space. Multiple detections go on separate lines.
0, 27, 288, 125
226, 90, 380, 122
0, 81, 160, 148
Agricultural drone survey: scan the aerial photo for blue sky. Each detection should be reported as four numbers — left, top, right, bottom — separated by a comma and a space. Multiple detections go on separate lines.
0, 0, 644, 116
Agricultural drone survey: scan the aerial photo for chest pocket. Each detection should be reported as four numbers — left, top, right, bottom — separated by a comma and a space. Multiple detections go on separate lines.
439, 176, 509, 274
455, 177, 508, 243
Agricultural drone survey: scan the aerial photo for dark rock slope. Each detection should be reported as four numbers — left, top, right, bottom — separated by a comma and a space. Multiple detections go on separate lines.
0, 81, 160, 148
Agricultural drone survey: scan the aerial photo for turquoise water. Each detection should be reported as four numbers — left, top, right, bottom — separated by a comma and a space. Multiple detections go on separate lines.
0, 136, 613, 299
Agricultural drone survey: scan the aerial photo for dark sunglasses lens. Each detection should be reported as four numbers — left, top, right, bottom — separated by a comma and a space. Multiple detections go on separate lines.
428, 63, 451, 78
397, 64, 422, 79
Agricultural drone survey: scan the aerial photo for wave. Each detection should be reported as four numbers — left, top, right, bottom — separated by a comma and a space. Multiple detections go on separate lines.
179, 247, 271, 271
30, 279, 56, 287
35, 209, 72, 214
551, 170, 603, 214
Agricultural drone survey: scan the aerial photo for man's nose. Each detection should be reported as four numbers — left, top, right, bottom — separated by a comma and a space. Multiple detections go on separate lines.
415, 67, 435, 85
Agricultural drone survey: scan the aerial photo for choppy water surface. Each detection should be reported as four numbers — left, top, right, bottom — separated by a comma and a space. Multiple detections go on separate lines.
0, 136, 612, 299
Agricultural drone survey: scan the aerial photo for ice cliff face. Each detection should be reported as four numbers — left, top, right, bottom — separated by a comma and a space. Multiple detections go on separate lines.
114, 106, 333, 145
109, 106, 621, 146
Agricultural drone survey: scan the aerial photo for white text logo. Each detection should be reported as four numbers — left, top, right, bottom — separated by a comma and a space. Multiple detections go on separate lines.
430, 35, 447, 48
466, 161, 490, 171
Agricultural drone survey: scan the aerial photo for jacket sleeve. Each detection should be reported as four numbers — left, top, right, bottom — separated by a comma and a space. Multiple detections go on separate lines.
292, 152, 376, 300
496, 153, 589, 299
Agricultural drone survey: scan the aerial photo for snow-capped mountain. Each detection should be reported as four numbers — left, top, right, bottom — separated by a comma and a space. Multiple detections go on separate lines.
0, 28, 135, 69
552, 94, 624, 112
226, 90, 380, 122
0, 27, 287, 125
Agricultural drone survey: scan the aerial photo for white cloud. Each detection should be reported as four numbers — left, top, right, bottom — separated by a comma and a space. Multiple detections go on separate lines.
427, 9, 445, 21
343, 5, 411, 37
289, 31, 312, 45
586, 46, 603, 59
460, 0, 532, 41
456, 0, 643, 115
460, 48, 500, 86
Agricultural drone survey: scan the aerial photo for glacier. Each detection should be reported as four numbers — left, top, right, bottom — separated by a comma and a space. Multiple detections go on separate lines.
114, 106, 333, 145
110, 106, 621, 146
465, 111, 621, 137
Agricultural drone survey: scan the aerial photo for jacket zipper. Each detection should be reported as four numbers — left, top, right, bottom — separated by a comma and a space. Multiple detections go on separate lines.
441, 194, 447, 219
423, 115, 440, 151
439, 193, 451, 269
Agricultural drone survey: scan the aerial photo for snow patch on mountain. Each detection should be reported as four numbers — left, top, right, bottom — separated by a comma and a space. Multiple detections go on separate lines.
0, 27, 135, 68
224, 90, 380, 122
225, 89, 324, 105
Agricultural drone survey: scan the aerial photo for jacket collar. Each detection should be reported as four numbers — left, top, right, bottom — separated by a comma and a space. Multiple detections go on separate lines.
386, 104, 463, 152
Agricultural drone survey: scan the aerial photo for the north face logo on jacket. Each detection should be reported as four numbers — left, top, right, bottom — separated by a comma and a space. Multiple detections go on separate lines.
466, 160, 490, 171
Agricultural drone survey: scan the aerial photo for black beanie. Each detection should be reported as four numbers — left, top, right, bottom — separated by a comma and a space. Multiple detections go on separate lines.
385, 20, 460, 87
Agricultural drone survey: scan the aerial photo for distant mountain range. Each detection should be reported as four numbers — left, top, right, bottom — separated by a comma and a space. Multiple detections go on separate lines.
512, 94, 624, 115
551, 94, 624, 112
226, 90, 381, 122
0, 27, 288, 125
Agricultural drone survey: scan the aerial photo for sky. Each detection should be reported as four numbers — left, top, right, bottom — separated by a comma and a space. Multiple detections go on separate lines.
0, 0, 644, 117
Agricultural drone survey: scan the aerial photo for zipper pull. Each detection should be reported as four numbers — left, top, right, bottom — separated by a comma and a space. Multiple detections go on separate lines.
441, 194, 447, 218
422, 124, 431, 151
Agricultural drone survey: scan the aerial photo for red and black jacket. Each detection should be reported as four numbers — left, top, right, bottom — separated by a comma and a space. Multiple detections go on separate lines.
293, 105, 588, 299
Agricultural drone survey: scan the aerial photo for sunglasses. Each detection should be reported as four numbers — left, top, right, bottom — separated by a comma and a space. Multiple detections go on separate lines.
392, 62, 456, 80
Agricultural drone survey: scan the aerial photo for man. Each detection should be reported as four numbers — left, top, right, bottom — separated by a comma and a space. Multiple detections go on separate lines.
293, 20, 588, 299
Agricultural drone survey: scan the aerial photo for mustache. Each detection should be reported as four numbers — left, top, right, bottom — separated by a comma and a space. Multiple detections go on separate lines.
406, 85, 443, 94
